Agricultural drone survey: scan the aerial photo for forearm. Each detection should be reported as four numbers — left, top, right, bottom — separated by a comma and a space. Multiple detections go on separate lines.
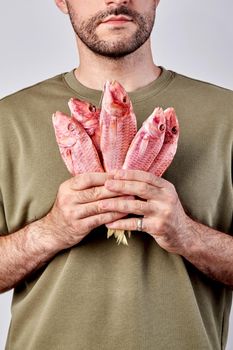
0, 217, 61, 293
182, 218, 233, 288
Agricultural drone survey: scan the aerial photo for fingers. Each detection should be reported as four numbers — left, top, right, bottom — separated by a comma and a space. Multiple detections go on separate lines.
60, 172, 124, 205
110, 169, 169, 188
70, 172, 114, 191
104, 179, 159, 200
77, 196, 134, 219
99, 197, 150, 215
79, 211, 129, 233
104, 169, 176, 200
105, 216, 158, 237
106, 217, 145, 232
74, 186, 124, 204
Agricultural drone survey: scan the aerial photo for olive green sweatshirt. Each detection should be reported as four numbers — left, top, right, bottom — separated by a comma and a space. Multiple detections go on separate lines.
0, 68, 232, 350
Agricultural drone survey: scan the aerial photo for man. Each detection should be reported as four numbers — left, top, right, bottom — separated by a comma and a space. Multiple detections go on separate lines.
0, 0, 232, 349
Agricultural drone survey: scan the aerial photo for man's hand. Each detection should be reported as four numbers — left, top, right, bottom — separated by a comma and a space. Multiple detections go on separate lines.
0, 172, 131, 292
44, 172, 131, 250
100, 169, 194, 255
100, 169, 233, 288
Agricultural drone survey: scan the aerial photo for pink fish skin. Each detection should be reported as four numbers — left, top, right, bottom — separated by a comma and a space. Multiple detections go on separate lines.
100, 80, 137, 172
148, 107, 179, 176
100, 80, 137, 245
68, 98, 101, 156
123, 107, 166, 171
52, 111, 104, 175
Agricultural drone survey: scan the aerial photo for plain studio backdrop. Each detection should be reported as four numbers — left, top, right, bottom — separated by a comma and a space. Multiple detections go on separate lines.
0, 1, 232, 349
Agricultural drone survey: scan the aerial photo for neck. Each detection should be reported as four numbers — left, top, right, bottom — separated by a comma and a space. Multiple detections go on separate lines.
74, 39, 161, 92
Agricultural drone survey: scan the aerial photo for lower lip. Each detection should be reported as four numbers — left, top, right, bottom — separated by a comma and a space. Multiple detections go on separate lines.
102, 20, 131, 25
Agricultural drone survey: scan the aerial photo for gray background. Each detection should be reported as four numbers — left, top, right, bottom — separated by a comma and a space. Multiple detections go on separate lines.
0, 1, 232, 349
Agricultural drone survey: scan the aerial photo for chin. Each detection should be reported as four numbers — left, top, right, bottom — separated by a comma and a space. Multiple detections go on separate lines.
103, 29, 130, 34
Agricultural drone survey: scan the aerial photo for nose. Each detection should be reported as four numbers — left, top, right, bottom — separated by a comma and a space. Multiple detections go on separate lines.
104, 0, 129, 5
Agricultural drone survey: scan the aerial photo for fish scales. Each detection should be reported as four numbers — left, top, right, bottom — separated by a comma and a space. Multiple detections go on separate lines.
60, 148, 75, 176
52, 86, 179, 246
123, 107, 166, 170
52, 111, 104, 175
100, 80, 137, 171
100, 81, 137, 245
71, 128, 103, 174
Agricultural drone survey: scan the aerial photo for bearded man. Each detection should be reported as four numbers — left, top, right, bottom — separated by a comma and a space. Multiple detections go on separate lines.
0, 1, 232, 349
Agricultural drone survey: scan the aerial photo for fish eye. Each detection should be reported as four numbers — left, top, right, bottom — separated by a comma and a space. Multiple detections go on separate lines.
89, 104, 96, 112
171, 126, 177, 134
68, 123, 75, 131
159, 124, 165, 131
122, 96, 127, 103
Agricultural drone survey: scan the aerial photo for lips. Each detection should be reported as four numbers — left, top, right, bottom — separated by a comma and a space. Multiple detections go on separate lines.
102, 15, 133, 24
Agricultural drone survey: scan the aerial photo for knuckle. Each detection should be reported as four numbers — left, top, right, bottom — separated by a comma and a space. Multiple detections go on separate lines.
85, 220, 95, 232
167, 182, 176, 193
58, 180, 68, 194
166, 192, 177, 206
147, 200, 153, 212
121, 200, 128, 211
139, 183, 149, 197
91, 186, 101, 199
90, 216, 101, 229
82, 189, 93, 202
97, 201, 104, 214
163, 207, 172, 220
135, 200, 145, 211
71, 173, 95, 189
80, 190, 90, 202
62, 206, 71, 219
55, 190, 69, 209
149, 220, 161, 235
148, 172, 155, 184
71, 174, 81, 187
81, 187, 101, 203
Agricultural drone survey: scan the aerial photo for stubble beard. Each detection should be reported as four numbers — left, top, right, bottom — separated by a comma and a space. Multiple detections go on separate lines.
66, 5, 156, 59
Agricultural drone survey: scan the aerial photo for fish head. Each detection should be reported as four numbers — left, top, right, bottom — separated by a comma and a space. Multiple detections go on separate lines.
102, 80, 131, 117
68, 97, 99, 119
144, 107, 166, 138
68, 98, 100, 129
164, 108, 179, 143
52, 111, 79, 147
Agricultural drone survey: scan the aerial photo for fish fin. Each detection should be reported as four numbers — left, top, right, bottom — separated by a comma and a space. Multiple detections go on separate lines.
114, 230, 128, 246
107, 228, 115, 239
107, 229, 129, 245
58, 136, 77, 148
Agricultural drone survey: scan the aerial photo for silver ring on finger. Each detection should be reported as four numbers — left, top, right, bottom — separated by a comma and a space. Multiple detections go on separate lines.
136, 217, 144, 231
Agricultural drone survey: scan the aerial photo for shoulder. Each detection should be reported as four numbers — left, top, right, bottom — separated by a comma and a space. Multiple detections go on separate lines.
172, 70, 233, 104
0, 72, 73, 136
0, 72, 67, 113
167, 70, 233, 126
